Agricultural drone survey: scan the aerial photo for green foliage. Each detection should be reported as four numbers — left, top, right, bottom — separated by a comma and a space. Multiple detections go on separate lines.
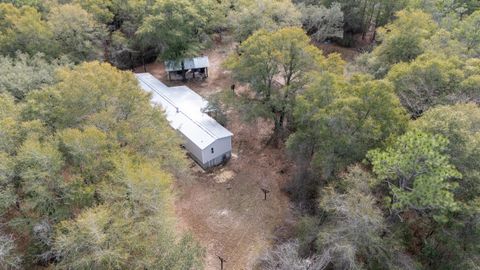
313, 165, 415, 269
309, 0, 408, 44
0, 93, 17, 120
15, 137, 66, 218
408, 104, 480, 269
0, 94, 48, 155
74, 0, 115, 24
367, 130, 461, 214
386, 54, 480, 117
288, 74, 407, 179
23, 61, 186, 170
297, 2, 343, 42
48, 4, 104, 63
0, 53, 68, 100
58, 126, 114, 183
422, 28, 468, 57
0, 233, 22, 270
229, 0, 301, 42
386, 54, 463, 116
454, 10, 480, 57
1, 61, 198, 268
0, 3, 53, 56
407, 0, 480, 20
54, 159, 204, 270
364, 9, 437, 77
203, 92, 229, 126
226, 27, 327, 141
412, 104, 480, 203
137, 0, 220, 62
0, 151, 16, 213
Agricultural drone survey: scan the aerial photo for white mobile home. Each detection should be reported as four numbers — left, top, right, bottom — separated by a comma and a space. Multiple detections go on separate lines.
135, 73, 232, 169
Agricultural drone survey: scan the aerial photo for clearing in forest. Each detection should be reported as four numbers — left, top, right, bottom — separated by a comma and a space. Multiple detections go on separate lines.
135, 41, 296, 269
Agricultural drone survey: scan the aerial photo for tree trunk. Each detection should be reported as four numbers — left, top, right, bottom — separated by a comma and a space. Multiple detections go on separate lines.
360, 0, 369, 39
372, 4, 383, 42
268, 112, 285, 147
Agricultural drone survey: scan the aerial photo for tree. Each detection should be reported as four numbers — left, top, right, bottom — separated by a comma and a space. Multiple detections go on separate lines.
409, 104, 480, 269
412, 104, 480, 203
362, 9, 437, 77
74, 0, 115, 25
312, 165, 415, 270
137, 0, 220, 79
0, 3, 53, 56
23, 61, 149, 129
288, 74, 407, 179
229, 0, 301, 42
454, 10, 480, 57
296, 2, 344, 42
0, 53, 68, 100
0, 232, 22, 270
54, 158, 204, 270
226, 27, 327, 143
422, 28, 468, 57
47, 4, 104, 63
2, 61, 197, 268
57, 126, 114, 183
23, 61, 185, 171
306, 0, 408, 45
0, 151, 16, 213
407, 0, 480, 21
260, 240, 319, 270
386, 54, 478, 117
367, 130, 461, 214
0, 93, 47, 155
15, 137, 66, 218
0, 93, 17, 121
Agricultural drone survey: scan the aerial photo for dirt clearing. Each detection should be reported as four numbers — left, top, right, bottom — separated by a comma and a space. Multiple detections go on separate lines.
136, 40, 296, 269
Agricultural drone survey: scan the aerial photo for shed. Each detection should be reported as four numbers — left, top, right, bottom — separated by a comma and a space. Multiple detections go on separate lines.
135, 73, 232, 169
164, 56, 209, 80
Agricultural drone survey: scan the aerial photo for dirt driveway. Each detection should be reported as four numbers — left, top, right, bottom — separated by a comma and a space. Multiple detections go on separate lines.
135, 40, 296, 269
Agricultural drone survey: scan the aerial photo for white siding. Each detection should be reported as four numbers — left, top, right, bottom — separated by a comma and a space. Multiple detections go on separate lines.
202, 137, 232, 163
182, 135, 203, 164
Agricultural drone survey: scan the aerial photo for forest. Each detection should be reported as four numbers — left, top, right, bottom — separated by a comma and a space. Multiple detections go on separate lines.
0, 0, 479, 269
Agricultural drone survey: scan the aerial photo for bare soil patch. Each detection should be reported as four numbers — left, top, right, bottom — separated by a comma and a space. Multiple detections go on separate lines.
315, 32, 376, 62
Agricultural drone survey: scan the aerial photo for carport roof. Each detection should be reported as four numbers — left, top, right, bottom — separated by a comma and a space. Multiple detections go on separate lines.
164, 56, 209, 72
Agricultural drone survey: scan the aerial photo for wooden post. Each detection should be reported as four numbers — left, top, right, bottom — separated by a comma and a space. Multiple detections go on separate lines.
181, 60, 186, 82
261, 188, 270, 200
218, 256, 226, 270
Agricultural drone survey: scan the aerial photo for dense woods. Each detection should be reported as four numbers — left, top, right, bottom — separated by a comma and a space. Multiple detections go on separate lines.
0, 0, 479, 269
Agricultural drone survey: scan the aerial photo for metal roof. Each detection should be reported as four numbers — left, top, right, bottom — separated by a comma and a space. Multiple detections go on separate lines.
164, 56, 209, 72
135, 73, 232, 149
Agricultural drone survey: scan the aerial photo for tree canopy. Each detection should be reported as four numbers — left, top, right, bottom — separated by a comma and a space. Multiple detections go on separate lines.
367, 130, 461, 214
226, 27, 328, 142
288, 74, 407, 179
0, 62, 201, 268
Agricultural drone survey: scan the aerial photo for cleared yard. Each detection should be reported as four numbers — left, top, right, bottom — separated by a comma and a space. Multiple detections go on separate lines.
135, 40, 296, 269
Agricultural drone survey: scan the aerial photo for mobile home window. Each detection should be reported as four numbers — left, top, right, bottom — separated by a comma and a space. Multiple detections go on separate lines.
211, 147, 214, 154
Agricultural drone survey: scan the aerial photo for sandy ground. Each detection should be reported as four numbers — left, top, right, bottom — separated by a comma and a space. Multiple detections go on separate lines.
136, 40, 296, 269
